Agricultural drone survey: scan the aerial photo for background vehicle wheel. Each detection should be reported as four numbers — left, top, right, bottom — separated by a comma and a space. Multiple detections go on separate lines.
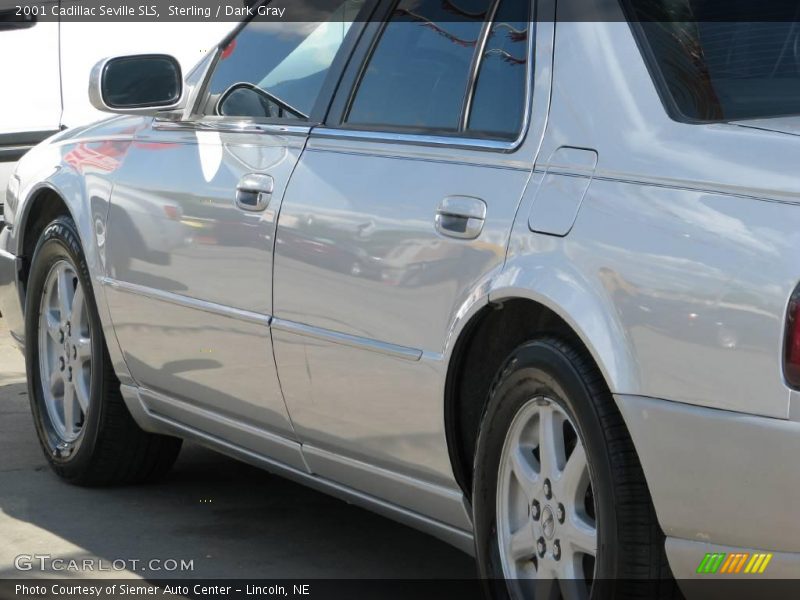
473, 338, 678, 599
24, 216, 182, 486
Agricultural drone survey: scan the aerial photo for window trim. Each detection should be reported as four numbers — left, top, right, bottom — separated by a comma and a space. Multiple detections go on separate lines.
324, 0, 536, 153
310, 126, 524, 151
460, 0, 503, 131
152, 118, 312, 137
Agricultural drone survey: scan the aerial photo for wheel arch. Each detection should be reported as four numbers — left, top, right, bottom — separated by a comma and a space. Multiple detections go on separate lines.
11, 177, 125, 387
17, 184, 75, 299
444, 285, 641, 500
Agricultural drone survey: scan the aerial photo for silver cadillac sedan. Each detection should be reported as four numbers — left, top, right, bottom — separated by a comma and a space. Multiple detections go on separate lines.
2, 0, 800, 596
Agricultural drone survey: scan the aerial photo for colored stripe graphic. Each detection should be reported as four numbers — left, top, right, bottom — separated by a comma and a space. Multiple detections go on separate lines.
719, 553, 744, 574
696, 554, 713, 574
719, 554, 736, 573
734, 553, 750, 573
745, 554, 762, 573
760, 554, 773, 573
697, 553, 726, 574
697, 551, 773, 574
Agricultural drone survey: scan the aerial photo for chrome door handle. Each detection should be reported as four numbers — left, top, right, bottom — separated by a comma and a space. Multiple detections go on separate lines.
435, 196, 487, 239
236, 173, 274, 212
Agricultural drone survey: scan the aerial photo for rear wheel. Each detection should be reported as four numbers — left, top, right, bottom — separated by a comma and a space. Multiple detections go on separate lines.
25, 216, 182, 486
472, 338, 678, 599
496, 396, 597, 597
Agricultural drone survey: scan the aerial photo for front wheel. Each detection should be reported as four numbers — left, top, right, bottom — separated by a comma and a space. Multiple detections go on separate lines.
472, 338, 677, 599
25, 216, 182, 486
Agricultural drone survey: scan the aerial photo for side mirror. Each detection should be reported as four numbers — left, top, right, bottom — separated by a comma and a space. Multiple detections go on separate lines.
89, 54, 184, 115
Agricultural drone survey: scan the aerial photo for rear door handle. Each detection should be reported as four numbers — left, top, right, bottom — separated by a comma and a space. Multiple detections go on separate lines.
435, 196, 487, 239
236, 173, 274, 212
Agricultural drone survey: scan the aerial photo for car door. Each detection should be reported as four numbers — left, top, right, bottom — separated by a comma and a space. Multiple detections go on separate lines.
104, 2, 369, 467
272, 0, 550, 523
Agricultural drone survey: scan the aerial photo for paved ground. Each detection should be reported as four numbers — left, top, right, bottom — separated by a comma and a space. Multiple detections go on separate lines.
0, 319, 475, 580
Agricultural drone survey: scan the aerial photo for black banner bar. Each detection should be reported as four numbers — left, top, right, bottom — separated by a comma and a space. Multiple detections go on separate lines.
6, 580, 800, 600
2, 0, 800, 23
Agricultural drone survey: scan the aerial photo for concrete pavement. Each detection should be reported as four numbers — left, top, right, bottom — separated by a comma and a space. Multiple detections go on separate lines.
0, 319, 475, 580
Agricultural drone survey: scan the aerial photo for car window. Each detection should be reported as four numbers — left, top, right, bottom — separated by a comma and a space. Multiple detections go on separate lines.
467, 0, 531, 140
345, 0, 494, 134
627, 1, 800, 121
199, 0, 364, 121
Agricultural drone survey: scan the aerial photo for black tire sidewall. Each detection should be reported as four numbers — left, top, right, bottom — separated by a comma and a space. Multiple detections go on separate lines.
25, 217, 107, 478
473, 340, 620, 597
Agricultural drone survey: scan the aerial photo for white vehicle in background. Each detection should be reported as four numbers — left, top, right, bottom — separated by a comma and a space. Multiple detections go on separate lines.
0, 1, 233, 191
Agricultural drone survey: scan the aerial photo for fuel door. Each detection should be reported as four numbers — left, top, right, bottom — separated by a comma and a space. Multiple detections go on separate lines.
528, 146, 599, 237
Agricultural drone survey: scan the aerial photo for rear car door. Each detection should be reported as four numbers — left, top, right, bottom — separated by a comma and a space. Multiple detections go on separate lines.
104, 1, 370, 467
272, 0, 550, 523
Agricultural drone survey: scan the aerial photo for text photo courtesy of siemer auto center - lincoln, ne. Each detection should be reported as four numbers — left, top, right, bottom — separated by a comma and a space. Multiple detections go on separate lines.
4, 1, 800, 599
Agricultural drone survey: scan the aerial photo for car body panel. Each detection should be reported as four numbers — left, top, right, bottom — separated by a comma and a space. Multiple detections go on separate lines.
4, 117, 146, 359
119, 381, 474, 554
0, 226, 24, 343
618, 394, 800, 554
732, 116, 800, 138
101, 123, 306, 447
499, 18, 800, 418
272, 145, 530, 486
270, 12, 554, 512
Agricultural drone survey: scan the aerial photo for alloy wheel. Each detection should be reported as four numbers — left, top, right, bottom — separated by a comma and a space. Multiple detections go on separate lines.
37, 260, 93, 443
496, 396, 597, 599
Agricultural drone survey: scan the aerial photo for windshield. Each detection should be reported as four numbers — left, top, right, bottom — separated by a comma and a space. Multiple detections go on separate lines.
628, 1, 800, 121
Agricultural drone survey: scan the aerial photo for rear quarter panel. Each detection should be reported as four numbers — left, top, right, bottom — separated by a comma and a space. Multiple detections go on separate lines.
495, 19, 800, 419
500, 178, 797, 418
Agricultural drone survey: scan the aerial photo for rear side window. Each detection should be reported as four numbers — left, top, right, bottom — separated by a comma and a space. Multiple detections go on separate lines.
345, 0, 531, 139
628, 2, 800, 121
468, 0, 531, 139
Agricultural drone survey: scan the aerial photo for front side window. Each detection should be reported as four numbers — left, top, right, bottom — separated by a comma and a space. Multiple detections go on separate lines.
345, 0, 531, 139
628, 1, 800, 121
199, 0, 364, 121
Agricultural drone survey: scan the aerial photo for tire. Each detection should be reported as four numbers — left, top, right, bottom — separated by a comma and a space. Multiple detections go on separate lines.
473, 338, 679, 599
24, 216, 182, 486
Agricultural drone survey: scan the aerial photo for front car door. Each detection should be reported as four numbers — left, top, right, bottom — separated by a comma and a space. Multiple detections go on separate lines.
272, 0, 552, 526
104, 1, 370, 468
